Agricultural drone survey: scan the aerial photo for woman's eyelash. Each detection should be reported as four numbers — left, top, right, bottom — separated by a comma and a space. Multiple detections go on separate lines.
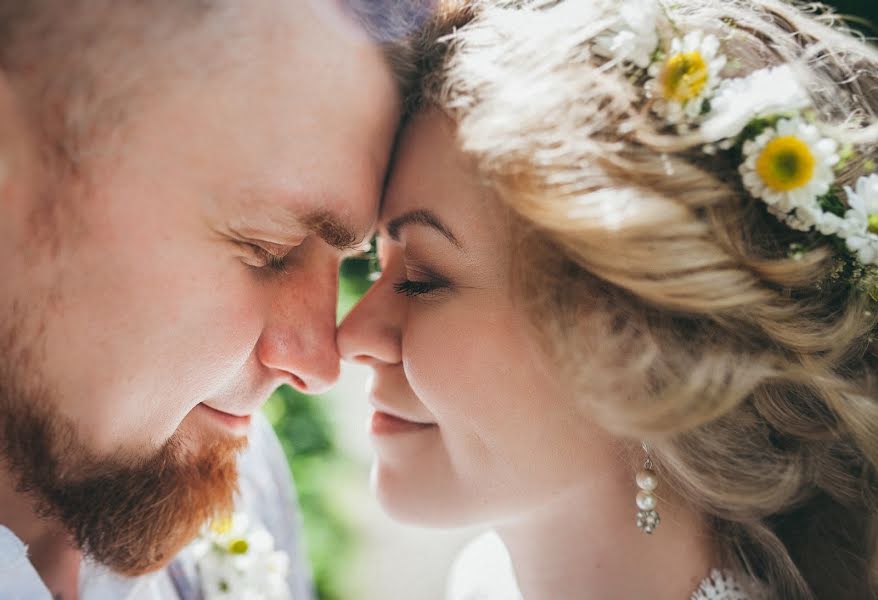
393, 279, 446, 297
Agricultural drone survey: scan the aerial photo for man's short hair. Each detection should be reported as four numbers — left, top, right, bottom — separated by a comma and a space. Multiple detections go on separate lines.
0, 0, 434, 172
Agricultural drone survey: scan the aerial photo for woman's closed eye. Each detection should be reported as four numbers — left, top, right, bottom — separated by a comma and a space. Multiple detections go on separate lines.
359, 234, 454, 298
393, 265, 452, 298
393, 279, 446, 297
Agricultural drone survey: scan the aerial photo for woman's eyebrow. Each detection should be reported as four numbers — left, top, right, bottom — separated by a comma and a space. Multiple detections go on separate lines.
385, 209, 462, 248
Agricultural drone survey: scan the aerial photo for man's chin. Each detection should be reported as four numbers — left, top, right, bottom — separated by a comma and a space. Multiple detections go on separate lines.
83, 434, 248, 576
0, 340, 249, 577
17, 410, 247, 576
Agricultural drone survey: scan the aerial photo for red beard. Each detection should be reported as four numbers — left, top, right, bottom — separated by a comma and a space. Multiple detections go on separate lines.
1, 332, 246, 575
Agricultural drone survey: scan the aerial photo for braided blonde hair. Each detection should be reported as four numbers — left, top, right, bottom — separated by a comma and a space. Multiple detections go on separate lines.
411, 1, 878, 597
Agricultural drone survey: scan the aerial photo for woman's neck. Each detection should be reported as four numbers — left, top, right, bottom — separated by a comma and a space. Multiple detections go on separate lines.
496, 478, 717, 600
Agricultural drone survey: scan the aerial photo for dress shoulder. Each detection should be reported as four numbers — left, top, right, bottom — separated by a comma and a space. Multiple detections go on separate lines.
446, 531, 755, 600
446, 531, 523, 600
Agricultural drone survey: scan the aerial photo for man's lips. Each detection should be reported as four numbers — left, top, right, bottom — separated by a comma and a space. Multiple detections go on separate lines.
201, 402, 253, 418
197, 403, 253, 435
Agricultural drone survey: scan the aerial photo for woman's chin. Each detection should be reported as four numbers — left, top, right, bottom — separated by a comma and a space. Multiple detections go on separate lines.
369, 460, 480, 528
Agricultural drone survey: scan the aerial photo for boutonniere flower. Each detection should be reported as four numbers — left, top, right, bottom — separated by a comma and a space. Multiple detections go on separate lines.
190, 512, 291, 600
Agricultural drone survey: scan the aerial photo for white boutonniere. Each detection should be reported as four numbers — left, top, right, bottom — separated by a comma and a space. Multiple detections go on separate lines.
191, 512, 291, 600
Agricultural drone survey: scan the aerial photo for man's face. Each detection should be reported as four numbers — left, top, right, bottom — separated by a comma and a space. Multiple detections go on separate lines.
0, 0, 399, 573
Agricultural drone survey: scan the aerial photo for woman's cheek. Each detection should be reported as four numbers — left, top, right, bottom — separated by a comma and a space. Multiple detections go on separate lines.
402, 302, 507, 419
401, 304, 464, 398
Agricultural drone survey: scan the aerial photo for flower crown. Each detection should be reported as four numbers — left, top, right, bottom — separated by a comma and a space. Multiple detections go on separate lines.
592, 0, 878, 293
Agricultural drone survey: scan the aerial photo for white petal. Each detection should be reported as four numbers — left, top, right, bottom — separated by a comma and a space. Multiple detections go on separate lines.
847, 194, 867, 218
701, 34, 720, 57
815, 138, 839, 157
859, 245, 878, 264
846, 235, 867, 252
687, 31, 704, 51
817, 213, 845, 235
701, 65, 811, 142
248, 528, 275, 554
856, 174, 878, 198
776, 118, 798, 136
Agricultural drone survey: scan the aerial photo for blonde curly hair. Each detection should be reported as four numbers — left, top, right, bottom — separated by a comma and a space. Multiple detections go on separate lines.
407, 1, 878, 597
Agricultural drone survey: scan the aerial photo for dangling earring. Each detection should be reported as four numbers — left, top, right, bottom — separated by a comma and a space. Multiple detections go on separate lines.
635, 442, 660, 534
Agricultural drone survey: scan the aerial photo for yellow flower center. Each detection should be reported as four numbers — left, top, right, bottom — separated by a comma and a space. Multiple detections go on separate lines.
660, 50, 709, 103
755, 135, 816, 192
868, 214, 878, 235
209, 514, 233, 535
228, 539, 250, 555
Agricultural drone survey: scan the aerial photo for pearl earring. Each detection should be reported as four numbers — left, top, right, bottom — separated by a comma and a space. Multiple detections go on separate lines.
635, 443, 660, 534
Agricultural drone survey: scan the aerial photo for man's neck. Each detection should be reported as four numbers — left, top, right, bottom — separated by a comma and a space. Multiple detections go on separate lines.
496, 478, 717, 600
0, 466, 81, 600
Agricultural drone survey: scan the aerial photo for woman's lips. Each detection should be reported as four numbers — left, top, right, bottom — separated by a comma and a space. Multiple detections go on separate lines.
369, 410, 437, 436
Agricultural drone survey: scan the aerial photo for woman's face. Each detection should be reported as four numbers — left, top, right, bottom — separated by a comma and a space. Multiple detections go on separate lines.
337, 110, 625, 526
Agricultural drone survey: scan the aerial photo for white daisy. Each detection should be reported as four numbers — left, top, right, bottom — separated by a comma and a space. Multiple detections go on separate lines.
192, 512, 291, 600
768, 205, 809, 231
768, 203, 845, 236
701, 65, 811, 143
592, 0, 661, 69
767, 204, 814, 232
814, 210, 847, 236
740, 117, 839, 213
839, 174, 878, 265
647, 30, 727, 126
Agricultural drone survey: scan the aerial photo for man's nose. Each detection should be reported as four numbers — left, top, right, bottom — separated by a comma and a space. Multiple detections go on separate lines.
255, 262, 341, 394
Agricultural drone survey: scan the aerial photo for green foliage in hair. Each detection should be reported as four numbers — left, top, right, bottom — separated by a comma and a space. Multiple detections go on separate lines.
817, 187, 847, 217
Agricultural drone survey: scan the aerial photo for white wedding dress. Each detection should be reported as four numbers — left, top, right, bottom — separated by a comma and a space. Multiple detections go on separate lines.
446, 532, 753, 600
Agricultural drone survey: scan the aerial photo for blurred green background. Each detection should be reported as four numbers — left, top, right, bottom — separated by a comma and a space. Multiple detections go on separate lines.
263, 3, 877, 599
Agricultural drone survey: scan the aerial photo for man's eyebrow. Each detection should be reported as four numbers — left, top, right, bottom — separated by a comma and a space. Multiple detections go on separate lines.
385, 209, 461, 248
301, 210, 363, 251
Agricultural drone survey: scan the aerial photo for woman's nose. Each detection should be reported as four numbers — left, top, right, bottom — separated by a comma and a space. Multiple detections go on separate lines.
337, 271, 404, 367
